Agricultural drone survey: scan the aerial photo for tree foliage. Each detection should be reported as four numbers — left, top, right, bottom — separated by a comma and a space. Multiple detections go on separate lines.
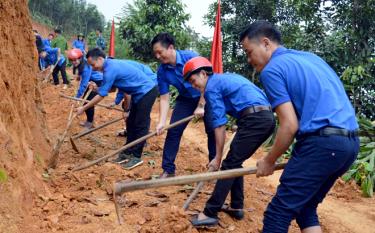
118, 0, 192, 62
28, 0, 105, 37
204, 0, 375, 119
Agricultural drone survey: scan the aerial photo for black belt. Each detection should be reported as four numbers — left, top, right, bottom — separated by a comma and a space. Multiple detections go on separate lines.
240, 105, 272, 118
299, 127, 358, 139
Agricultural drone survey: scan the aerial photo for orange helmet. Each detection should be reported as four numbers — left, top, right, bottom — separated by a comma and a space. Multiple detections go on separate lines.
67, 48, 83, 60
183, 56, 213, 81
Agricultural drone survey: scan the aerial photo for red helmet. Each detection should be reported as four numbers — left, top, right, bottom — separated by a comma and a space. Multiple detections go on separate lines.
183, 56, 213, 80
67, 48, 83, 60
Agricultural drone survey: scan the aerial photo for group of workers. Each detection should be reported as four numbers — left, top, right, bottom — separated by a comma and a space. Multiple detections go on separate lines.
36, 20, 359, 232
34, 28, 106, 90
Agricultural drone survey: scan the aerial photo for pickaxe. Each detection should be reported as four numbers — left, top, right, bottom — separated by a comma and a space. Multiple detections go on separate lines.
72, 115, 195, 172
182, 125, 238, 210
70, 116, 123, 153
112, 163, 286, 224
59, 93, 124, 112
48, 89, 92, 168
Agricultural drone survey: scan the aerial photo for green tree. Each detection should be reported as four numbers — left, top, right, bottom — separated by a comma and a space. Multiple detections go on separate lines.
204, 0, 375, 119
118, 0, 192, 62
28, 0, 105, 37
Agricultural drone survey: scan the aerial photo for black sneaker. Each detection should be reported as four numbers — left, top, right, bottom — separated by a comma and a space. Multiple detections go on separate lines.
112, 153, 133, 164
121, 157, 143, 170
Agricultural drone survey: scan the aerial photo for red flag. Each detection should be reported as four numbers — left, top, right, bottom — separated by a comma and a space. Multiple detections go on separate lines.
108, 18, 115, 57
210, 0, 223, 73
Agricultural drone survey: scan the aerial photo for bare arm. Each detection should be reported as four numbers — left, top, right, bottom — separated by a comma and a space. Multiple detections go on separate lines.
76, 95, 104, 115
214, 125, 226, 162
158, 93, 170, 124
257, 102, 298, 176
123, 94, 131, 111
194, 95, 206, 117
208, 125, 226, 170
156, 94, 170, 135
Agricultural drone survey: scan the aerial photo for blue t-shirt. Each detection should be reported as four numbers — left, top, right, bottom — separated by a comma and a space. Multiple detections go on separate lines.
157, 50, 200, 98
43, 39, 51, 49
96, 36, 106, 50
72, 39, 85, 52
205, 73, 270, 129
76, 61, 103, 98
97, 59, 156, 103
43, 48, 65, 66
114, 60, 157, 104
260, 47, 358, 134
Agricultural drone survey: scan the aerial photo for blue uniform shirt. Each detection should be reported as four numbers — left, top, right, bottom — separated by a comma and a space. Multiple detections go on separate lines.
76, 61, 103, 98
114, 60, 157, 105
43, 39, 51, 49
98, 59, 156, 104
205, 73, 270, 129
43, 48, 65, 66
72, 39, 85, 52
260, 47, 358, 134
157, 50, 200, 98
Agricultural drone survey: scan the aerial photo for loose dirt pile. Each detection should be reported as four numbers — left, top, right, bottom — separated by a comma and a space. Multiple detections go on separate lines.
1, 1, 374, 233
0, 0, 51, 232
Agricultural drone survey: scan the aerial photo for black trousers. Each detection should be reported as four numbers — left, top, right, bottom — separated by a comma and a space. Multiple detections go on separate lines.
52, 60, 68, 85
82, 80, 102, 123
73, 66, 78, 75
123, 86, 158, 158
203, 110, 276, 218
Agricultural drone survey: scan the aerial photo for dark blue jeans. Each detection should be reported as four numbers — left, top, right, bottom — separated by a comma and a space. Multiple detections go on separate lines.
162, 95, 216, 174
262, 134, 359, 232
203, 110, 275, 218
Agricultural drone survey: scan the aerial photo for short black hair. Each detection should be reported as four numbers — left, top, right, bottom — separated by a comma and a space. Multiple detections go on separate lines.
96, 29, 102, 33
151, 32, 175, 48
86, 48, 106, 59
239, 20, 281, 44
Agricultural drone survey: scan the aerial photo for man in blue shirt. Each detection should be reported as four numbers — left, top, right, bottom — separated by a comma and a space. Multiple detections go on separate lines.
111, 60, 158, 137
39, 47, 69, 89
95, 29, 106, 51
72, 33, 86, 77
183, 57, 275, 228
151, 32, 216, 178
76, 48, 158, 170
72, 33, 86, 53
240, 20, 359, 233
43, 33, 54, 49
67, 48, 103, 129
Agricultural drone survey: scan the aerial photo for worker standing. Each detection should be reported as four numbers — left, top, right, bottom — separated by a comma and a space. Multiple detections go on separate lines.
151, 32, 216, 178
240, 20, 359, 233
183, 57, 275, 228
